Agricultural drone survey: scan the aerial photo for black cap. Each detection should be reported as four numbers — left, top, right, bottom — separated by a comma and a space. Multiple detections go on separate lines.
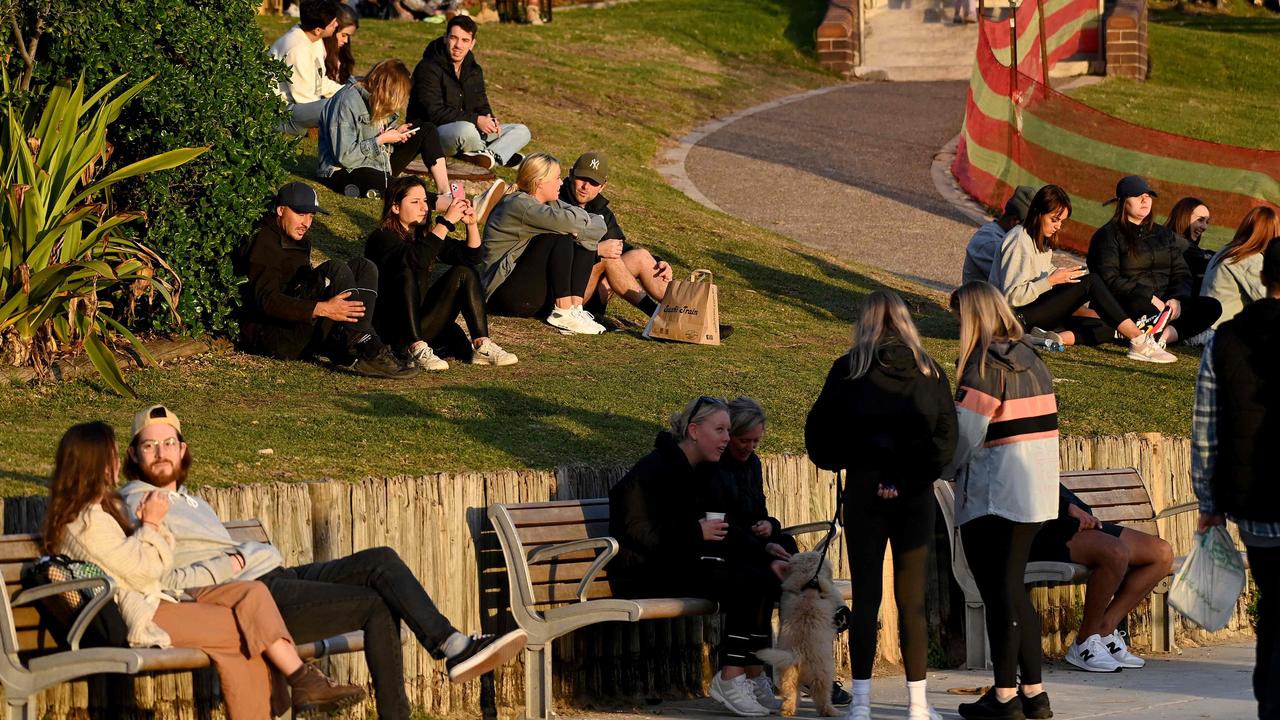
1263, 236, 1280, 284
570, 152, 608, 184
274, 182, 329, 215
1106, 175, 1158, 205
1003, 185, 1036, 222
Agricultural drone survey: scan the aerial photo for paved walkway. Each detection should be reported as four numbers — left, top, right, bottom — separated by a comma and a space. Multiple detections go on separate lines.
561, 641, 1258, 719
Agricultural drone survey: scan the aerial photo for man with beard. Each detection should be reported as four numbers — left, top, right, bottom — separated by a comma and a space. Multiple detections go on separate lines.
120, 405, 527, 719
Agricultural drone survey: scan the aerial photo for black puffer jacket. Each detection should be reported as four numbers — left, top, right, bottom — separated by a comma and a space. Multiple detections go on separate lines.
1088, 220, 1193, 307
718, 453, 784, 541
805, 338, 957, 497
407, 36, 492, 127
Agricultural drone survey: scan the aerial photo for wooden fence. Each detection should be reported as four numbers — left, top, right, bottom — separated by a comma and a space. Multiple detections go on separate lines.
0, 433, 1255, 718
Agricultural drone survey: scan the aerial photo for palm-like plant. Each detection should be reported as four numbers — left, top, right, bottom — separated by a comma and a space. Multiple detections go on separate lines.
0, 71, 206, 396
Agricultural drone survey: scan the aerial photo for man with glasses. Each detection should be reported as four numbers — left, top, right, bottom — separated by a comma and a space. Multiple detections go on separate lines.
120, 405, 527, 719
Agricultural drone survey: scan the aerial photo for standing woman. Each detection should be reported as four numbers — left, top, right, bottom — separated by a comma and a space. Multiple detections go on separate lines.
43, 422, 365, 719
609, 397, 786, 717
944, 282, 1058, 720
988, 185, 1169, 361
323, 5, 359, 85
318, 59, 451, 201
1087, 175, 1222, 347
1202, 207, 1280, 329
1164, 197, 1214, 291
805, 290, 957, 720
366, 176, 517, 371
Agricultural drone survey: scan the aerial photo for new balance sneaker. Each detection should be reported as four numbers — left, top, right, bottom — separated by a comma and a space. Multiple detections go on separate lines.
546, 306, 605, 335
845, 706, 872, 720
1026, 326, 1066, 352
1065, 634, 1123, 672
470, 339, 519, 366
958, 687, 1026, 719
908, 706, 945, 720
1102, 630, 1145, 668
458, 149, 496, 169
1127, 334, 1177, 364
471, 179, 507, 226
446, 629, 528, 683
749, 674, 783, 712
408, 341, 449, 371
709, 672, 771, 717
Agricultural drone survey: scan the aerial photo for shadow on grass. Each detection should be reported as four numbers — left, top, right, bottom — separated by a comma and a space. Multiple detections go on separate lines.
1150, 9, 1280, 33
767, 0, 833, 55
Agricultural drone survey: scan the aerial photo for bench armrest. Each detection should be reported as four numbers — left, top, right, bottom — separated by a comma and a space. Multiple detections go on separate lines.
1154, 501, 1199, 520
13, 576, 117, 652
782, 521, 842, 552
527, 537, 619, 603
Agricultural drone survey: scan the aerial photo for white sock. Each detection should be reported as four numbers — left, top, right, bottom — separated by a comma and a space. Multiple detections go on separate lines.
906, 679, 928, 709
851, 678, 871, 708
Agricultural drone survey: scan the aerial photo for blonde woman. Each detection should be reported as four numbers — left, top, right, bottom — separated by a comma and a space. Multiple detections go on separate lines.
1201, 207, 1280, 329
805, 290, 956, 720
318, 59, 450, 200
943, 282, 1058, 720
480, 152, 609, 334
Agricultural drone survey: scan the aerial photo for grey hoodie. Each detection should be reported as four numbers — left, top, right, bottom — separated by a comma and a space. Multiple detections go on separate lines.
120, 480, 284, 591
480, 190, 607, 298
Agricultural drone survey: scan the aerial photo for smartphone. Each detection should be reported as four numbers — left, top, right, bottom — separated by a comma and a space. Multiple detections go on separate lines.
402, 125, 420, 137
450, 182, 465, 200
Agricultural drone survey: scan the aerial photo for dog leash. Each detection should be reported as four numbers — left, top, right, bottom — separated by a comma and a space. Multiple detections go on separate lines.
803, 469, 844, 591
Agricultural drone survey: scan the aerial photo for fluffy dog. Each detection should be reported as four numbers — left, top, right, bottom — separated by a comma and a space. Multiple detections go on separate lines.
756, 551, 843, 717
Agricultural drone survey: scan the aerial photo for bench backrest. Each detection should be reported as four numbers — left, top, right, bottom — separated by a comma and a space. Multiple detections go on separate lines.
1059, 469, 1157, 536
489, 499, 616, 612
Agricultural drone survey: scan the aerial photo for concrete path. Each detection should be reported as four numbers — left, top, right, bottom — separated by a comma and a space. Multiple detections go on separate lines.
857, 0, 978, 81
560, 641, 1258, 720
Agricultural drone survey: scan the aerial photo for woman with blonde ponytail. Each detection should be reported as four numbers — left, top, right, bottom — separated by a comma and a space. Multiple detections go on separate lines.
805, 289, 956, 720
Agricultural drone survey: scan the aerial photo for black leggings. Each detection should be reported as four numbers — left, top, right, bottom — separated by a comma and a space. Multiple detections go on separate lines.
1120, 295, 1222, 341
960, 515, 1042, 688
322, 124, 446, 198
1015, 274, 1130, 346
413, 265, 488, 345
487, 233, 596, 317
1248, 544, 1280, 720
844, 486, 935, 681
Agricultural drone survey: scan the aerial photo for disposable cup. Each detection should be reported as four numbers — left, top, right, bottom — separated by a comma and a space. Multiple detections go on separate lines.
705, 512, 726, 522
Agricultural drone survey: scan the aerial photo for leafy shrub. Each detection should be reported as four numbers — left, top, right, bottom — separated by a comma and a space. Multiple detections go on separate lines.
12, 0, 294, 337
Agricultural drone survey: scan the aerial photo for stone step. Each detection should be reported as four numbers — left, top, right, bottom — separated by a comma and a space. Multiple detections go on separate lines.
862, 46, 978, 65
854, 64, 976, 81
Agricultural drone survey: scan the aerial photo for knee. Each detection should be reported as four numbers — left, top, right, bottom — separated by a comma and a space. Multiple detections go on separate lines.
1154, 538, 1174, 573
347, 257, 379, 285
1096, 540, 1131, 574
360, 546, 407, 570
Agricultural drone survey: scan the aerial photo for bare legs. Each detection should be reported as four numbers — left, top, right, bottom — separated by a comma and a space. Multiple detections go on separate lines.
1066, 528, 1174, 638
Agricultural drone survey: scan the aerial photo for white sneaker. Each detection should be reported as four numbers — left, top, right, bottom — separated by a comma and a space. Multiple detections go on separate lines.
546, 306, 605, 335
1065, 634, 1123, 672
1127, 334, 1176, 364
407, 341, 449, 371
709, 672, 771, 717
749, 675, 783, 712
1182, 329, 1213, 347
907, 707, 943, 720
471, 179, 507, 226
458, 149, 495, 169
470, 339, 518, 366
1102, 630, 1145, 668
1027, 326, 1066, 352
844, 705, 871, 720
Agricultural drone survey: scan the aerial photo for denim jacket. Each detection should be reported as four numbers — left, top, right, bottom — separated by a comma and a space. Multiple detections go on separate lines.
318, 82, 394, 178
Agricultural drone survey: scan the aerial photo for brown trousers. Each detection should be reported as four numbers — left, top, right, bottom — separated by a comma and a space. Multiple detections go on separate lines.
152, 581, 293, 719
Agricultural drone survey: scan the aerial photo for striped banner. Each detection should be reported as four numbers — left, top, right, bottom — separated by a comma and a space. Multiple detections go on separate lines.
952, 0, 1280, 252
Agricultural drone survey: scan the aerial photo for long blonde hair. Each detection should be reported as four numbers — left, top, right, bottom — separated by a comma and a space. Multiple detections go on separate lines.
515, 152, 561, 195
949, 281, 1023, 377
847, 290, 939, 379
361, 59, 411, 127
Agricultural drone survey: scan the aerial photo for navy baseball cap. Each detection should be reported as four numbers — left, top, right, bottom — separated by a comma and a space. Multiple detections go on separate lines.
1106, 175, 1158, 205
274, 182, 329, 215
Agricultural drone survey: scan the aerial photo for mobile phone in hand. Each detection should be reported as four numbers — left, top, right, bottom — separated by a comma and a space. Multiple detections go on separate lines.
450, 182, 465, 200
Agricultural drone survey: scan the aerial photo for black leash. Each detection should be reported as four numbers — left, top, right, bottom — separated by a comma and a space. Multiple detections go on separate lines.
803, 468, 844, 591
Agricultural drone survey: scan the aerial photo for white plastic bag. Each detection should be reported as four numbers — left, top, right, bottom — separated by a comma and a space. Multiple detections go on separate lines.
1168, 525, 1247, 632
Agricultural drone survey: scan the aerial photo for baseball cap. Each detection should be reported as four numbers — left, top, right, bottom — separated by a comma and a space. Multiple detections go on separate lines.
1003, 185, 1036, 222
1106, 175, 1158, 205
273, 182, 329, 215
131, 404, 181, 440
1263, 236, 1280, 284
570, 152, 608, 185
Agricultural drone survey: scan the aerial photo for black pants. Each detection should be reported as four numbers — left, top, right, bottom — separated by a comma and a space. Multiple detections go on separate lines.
260, 547, 459, 720
1015, 274, 1131, 346
1248, 544, 1280, 720
487, 233, 596, 317
253, 257, 381, 361
380, 264, 488, 351
960, 515, 1043, 688
1119, 295, 1222, 340
390, 121, 445, 178
844, 486, 935, 681
322, 124, 446, 198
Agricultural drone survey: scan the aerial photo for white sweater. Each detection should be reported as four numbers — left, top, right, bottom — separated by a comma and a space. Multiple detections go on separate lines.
990, 225, 1054, 308
269, 25, 343, 105
58, 505, 178, 648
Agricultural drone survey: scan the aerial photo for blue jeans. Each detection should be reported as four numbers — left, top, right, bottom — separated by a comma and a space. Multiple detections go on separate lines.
280, 98, 328, 135
437, 120, 531, 165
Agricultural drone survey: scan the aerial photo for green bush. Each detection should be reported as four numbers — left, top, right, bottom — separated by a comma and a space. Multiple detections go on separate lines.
14, 0, 294, 337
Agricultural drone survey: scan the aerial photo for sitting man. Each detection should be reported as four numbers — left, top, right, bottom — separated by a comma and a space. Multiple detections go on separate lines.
1029, 484, 1174, 672
270, 0, 344, 135
237, 182, 417, 379
121, 405, 529, 720
408, 15, 531, 169
960, 185, 1034, 284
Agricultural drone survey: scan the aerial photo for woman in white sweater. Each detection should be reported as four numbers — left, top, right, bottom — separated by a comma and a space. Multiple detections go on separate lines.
1201, 207, 1279, 330
43, 422, 364, 720
989, 185, 1167, 361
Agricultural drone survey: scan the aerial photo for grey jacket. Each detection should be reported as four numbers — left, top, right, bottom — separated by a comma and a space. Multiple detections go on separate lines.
1202, 249, 1265, 329
120, 480, 284, 590
990, 225, 1054, 308
318, 82, 394, 179
480, 190, 607, 298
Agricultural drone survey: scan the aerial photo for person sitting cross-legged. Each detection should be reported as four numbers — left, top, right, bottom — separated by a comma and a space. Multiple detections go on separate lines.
120, 405, 529, 720
270, 0, 344, 135
1030, 484, 1173, 673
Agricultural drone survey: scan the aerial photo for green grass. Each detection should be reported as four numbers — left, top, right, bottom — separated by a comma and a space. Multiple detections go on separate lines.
0, 0, 1202, 495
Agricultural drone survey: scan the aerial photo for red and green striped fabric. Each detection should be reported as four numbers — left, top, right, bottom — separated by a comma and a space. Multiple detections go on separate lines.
953, 0, 1280, 253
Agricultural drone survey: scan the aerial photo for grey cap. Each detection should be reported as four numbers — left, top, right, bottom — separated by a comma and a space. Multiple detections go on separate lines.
1003, 185, 1036, 222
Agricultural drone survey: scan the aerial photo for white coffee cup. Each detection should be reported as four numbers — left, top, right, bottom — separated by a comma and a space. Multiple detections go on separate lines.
705, 512, 726, 522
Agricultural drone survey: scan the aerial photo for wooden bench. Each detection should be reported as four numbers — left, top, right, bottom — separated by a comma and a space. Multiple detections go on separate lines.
934, 468, 1197, 670
489, 498, 851, 720
0, 520, 384, 720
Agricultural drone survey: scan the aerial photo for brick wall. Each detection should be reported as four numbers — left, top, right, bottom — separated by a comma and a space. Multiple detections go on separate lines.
817, 0, 859, 74
1104, 0, 1148, 79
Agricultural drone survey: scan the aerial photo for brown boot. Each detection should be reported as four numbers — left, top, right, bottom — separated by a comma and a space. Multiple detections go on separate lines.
287, 663, 367, 714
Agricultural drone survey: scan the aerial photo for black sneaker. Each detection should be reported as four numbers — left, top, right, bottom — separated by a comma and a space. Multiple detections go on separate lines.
445, 629, 528, 683
351, 346, 421, 379
502, 152, 524, 168
831, 681, 852, 706
1019, 689, 1052, 719
958, 687, 1026, 720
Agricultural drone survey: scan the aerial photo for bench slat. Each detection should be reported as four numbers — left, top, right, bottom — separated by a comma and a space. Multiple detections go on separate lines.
528, 561, 605, 585
505, 504, 610, 527
532, 580, 614, 605
0, 536, 43, 562
516, 521, 611, 546
1072, 488, 1154, 509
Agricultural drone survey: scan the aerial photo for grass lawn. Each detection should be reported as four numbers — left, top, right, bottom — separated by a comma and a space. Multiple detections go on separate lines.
0, 0, 1203, 495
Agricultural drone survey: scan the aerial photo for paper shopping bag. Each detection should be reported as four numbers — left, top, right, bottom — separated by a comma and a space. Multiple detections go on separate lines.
643, 269, 720, 345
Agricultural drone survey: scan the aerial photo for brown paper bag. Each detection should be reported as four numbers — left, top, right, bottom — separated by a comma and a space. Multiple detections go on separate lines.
643, 269, 720, 345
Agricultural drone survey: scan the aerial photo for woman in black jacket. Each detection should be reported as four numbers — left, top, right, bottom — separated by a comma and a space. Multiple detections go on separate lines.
609, 397, 786, 717
805, 290, 956, 720
365, 176, 517, 370
1087, 176, 1222, 347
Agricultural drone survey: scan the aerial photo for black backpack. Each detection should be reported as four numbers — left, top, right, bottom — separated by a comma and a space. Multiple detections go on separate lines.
21, 556, 129, 650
